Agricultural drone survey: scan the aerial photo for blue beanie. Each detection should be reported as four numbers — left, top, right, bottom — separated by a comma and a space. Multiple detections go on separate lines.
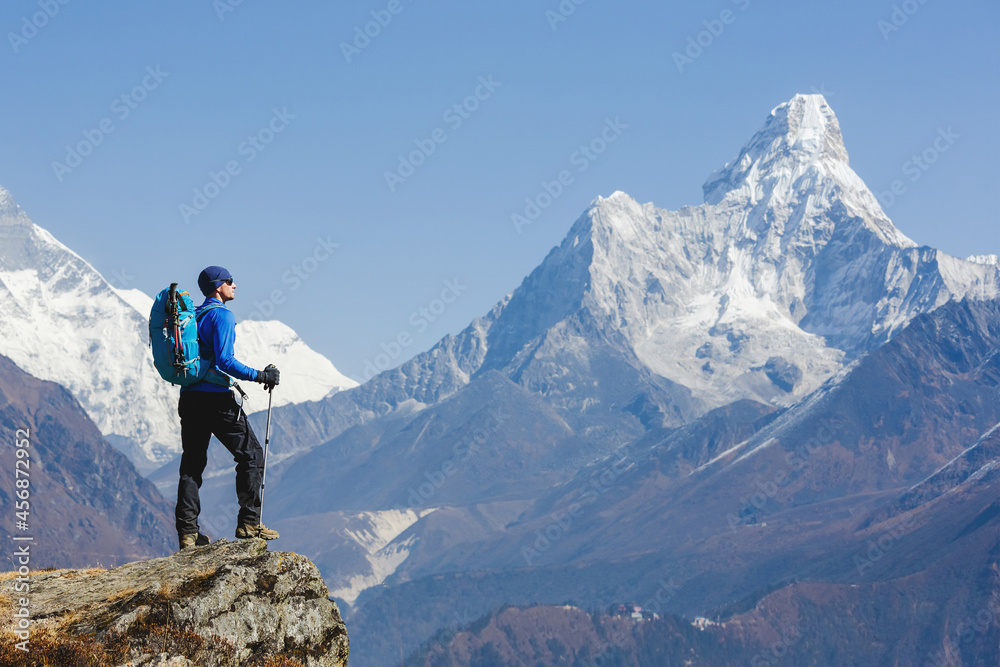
198, 266, 233, 296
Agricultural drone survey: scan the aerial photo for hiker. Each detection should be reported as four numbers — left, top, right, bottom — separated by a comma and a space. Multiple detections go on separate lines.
175, 265, 281, 551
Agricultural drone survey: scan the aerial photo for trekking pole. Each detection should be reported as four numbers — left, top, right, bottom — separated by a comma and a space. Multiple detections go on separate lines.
258, 385, 273, 530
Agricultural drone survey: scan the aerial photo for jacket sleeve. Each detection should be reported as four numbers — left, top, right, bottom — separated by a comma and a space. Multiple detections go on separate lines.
208, 308, 259, 382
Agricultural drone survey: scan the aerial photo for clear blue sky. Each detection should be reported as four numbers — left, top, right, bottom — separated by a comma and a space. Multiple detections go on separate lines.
2, 0, 997, 380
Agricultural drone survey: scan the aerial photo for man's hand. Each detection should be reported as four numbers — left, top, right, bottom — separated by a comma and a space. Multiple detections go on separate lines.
258, 364, 280, 390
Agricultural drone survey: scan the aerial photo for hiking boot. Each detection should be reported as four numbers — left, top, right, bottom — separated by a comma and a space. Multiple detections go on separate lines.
235, 523, 279, 540
178, 533, 199, 550
178, 532, 211, 551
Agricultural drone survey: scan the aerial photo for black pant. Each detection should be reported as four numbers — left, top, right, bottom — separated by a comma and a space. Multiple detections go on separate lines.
176, 390, 263, 535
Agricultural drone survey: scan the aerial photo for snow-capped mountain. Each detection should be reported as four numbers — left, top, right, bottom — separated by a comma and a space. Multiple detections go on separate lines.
0, 184, 356, 471
243, 96, 1000, 662
519, 94, 998, 409
265, 94, 999, 463
235, 320, 358, 410
967, 253, 999, 266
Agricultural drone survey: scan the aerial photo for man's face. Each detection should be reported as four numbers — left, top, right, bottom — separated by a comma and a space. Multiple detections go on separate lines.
218, 279, 236, 302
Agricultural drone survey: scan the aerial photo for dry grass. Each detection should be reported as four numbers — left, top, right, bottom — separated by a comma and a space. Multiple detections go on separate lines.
61, 567, 106, 577
51, 608, 85, 634
0, 566, 107, 582
102, 586, 140, 604
156, 581, 175, 599
0, 568, 68, 583
256, 657, 308, 667
0, 627, 124, 667
0, 604, 245, 667
170, 566, 220, 600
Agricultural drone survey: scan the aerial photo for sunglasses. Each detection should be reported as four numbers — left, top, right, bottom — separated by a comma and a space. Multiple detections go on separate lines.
217, 278, 234, 286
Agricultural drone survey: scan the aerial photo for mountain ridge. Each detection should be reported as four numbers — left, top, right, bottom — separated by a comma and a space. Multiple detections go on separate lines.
341, 296, 1000, 665
261, 94, 998, 467
0, 352, 175, 566
247, 94, 999, 665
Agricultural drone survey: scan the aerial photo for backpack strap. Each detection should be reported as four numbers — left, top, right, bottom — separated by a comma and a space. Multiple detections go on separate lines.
196, 303, 222, 322
193, 303, 235, 387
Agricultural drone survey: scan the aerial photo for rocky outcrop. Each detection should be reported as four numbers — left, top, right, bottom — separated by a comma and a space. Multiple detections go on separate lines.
0, 538, 348, 666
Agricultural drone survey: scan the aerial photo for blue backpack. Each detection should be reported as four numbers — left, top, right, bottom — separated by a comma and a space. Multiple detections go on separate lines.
149, 283, 231, 387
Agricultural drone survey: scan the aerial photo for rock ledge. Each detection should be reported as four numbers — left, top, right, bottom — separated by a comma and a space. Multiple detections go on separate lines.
1, 538, 348, 666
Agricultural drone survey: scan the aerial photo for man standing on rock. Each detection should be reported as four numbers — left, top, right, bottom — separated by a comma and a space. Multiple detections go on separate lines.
176, 265, 281, 551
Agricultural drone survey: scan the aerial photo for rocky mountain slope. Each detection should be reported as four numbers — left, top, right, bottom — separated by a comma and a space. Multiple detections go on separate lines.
252, 94, 999, 665
406, 606, 750, 667
344, 297, 1000, 665
0, 538, 349, 666
410, 537, 1000, 667
0, 185, 355, 472
0, 353, 174, 567
256, 94, 999, 605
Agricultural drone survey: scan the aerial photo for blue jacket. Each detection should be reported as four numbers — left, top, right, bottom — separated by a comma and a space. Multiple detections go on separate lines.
181, 298, 259, 393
